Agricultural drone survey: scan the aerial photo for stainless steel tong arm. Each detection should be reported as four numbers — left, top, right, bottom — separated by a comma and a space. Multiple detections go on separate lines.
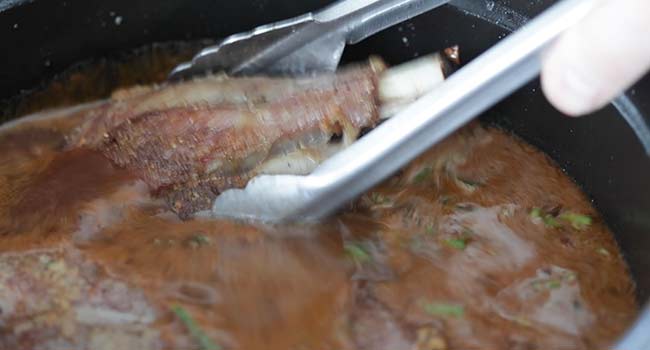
313, 0, 451, 44
169, 0, 450, 79
211, 0, 596, 222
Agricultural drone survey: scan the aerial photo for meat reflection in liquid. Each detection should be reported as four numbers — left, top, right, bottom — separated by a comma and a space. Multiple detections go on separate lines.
0, 119, 637, 350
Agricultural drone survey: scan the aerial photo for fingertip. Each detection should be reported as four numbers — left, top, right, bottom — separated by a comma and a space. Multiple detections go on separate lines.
540, 0, 650, 117
541, 35, 603, 117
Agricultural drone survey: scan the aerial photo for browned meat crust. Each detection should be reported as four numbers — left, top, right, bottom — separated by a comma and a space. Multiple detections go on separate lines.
73, 64, 381, 217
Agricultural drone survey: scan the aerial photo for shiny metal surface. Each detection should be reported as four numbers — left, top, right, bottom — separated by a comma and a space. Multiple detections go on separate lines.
211, 0, 595, 220
168, 0, 450, 79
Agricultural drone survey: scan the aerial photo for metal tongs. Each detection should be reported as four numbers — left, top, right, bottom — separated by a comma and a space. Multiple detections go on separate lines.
204, 0, 596, 222
170, 2, 650, 346
170, 0, 452, 79
174, 0, 595, 222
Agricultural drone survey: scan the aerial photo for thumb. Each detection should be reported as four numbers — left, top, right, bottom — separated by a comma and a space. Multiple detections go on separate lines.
541, 0, 650, 116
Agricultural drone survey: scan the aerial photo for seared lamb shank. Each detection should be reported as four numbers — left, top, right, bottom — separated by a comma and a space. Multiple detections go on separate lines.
69, 53, 453, 218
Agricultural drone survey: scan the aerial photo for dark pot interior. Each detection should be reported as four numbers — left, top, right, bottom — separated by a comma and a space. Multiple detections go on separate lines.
1, 0, 649, 344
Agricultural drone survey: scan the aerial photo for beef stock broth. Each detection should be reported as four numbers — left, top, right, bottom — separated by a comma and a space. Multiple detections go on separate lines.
0, 46, 638, 350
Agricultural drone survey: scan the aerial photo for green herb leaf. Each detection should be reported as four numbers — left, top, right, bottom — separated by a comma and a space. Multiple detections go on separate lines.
344, 242, 371, 264
444, 238, 467, 250
559, 212, 592, 230
421, 302, 465, 318
546, 280, 561, 289
370, 192, 391, 205
542, 216, 561, 228
172, 305, 220, 350
413, 167, 432, 183
530, 208, 561, 228
532, 279, 563, 291
530, 208, 542, 219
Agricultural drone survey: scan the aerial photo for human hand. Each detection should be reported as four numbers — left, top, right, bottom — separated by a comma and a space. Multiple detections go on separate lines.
541, 0, 650, 116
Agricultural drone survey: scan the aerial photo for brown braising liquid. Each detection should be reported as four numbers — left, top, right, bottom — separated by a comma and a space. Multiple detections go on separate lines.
0, 44, 639, 350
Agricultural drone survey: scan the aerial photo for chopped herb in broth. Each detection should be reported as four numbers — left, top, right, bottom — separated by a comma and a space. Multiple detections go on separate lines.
421, 301, 465, 318
443, 237, 467, 250
344, 242, 372, 263
172, 305, 221, 350
559, 212, 593, 230
413, 166, 433, 183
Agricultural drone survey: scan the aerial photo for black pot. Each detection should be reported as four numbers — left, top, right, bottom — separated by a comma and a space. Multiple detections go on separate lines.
1, 0, 649, 347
